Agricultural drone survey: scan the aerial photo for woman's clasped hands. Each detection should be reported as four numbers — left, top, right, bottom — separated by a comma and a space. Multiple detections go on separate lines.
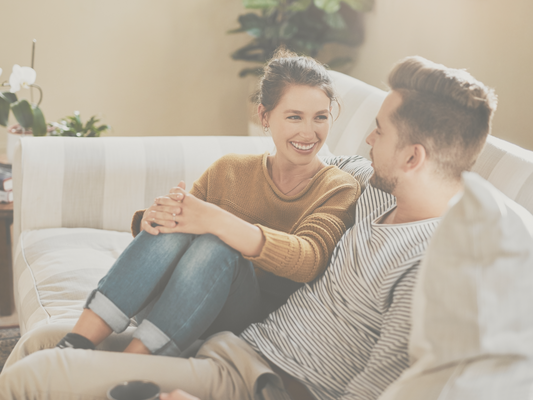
141, 181, 220, 236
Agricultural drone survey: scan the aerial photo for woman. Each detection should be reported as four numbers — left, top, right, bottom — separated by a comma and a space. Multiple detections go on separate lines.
56, 50, 361, 356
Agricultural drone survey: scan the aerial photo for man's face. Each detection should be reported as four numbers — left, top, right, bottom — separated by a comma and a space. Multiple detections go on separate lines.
365, 91, 404, 194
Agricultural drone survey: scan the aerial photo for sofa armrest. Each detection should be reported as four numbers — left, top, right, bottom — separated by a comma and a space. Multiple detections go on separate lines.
12, 136, 276, 244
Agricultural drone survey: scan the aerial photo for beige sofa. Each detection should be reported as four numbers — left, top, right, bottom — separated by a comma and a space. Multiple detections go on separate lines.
4, 71, 533, 384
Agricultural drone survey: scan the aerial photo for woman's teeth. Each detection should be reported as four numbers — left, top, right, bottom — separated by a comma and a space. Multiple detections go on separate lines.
291, 142, 315, 150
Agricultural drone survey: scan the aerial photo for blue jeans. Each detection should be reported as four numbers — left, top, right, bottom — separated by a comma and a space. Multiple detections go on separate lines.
86, 231, 273, 357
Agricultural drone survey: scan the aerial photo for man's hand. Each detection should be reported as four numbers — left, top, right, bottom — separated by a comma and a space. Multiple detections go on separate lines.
160, 389, 200, 400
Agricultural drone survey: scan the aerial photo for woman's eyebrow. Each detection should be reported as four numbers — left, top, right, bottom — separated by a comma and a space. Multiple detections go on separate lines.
283, 109, 329, 114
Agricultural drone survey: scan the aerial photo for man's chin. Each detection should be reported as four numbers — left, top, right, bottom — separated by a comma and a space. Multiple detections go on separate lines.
370, 173, 397, 195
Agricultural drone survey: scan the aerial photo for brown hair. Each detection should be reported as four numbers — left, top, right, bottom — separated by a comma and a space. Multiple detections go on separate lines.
255, 48, 338, 122
388, 56, 498, 180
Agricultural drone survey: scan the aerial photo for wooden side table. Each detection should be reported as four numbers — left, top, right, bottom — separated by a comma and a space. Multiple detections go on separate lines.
0, 201, 13, 316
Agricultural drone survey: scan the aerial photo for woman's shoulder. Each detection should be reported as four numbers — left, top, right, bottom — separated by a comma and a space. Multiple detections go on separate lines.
210, 153, 263, 170
320, 165, 359, 188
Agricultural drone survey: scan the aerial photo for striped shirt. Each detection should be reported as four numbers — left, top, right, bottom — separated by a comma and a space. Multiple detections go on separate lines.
240, 156, 440, 400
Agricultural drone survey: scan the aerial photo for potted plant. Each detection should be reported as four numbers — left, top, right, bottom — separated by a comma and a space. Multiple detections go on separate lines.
229, 0, 374, 77
0, 65, 47, 135
48, 111, 110, 137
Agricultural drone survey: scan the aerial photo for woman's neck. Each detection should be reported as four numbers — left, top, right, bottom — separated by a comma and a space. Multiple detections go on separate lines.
268, 155, 326, 196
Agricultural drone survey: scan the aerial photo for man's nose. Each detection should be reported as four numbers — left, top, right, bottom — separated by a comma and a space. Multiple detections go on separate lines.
366, 128, 376, 146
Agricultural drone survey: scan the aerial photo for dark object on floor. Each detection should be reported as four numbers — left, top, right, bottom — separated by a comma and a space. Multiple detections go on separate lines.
0, 327, 20, 373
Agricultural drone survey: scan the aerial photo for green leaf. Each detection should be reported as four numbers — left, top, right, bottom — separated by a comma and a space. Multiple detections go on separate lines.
243, 0, 279, 9
1, 92, 18, 104
238, 13, 264, 29
0, 95, 10, 127
238, 67, 265, 78
323, 11, 346, 29
11, 100, 34, 130
31, 105, 47, 136
288, 0, 312, 12
342, 0, 374, 11
280, 21, 298, 39
314, 0, 341, 13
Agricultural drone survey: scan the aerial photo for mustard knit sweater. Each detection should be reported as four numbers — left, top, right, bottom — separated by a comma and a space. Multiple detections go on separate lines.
131, 153, 361, 283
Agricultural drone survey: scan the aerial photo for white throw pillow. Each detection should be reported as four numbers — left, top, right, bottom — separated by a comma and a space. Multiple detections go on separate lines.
379, 172, 533, 400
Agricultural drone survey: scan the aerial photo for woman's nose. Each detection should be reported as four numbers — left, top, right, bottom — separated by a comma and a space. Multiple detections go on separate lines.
300, 120, 316, 140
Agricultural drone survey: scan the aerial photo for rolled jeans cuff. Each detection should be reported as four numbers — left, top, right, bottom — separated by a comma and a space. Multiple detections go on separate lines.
133, 319, 182, 357
85, 289, 131, 333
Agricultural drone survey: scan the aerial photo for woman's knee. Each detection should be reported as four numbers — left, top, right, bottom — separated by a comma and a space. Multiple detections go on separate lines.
177, 234, 241, 278
136, 230, 195, 253
193, 234, 237, 256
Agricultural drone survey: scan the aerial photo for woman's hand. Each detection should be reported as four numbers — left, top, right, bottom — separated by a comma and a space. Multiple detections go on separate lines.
140, 182, 186, 235
144, 181, 265, 257
156, 187, 221, 236
160, 389, 200, 400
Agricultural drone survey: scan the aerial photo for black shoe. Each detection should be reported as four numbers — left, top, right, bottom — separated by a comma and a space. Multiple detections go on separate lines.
56, 332, 96, 350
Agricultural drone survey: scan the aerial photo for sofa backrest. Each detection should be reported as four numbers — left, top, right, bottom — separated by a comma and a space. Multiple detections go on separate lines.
327, 70, 386, 159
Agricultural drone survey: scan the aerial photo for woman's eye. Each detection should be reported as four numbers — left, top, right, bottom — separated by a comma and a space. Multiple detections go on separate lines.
316, 115, 328, 120
288, 115, 301, 120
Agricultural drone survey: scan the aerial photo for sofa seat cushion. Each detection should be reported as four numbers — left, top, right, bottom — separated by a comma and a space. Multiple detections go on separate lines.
14, 228, 133, 335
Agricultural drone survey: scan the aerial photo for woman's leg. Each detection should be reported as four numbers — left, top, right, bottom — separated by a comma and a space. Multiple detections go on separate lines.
67, 231, 196, 346
131, 234, 262, 356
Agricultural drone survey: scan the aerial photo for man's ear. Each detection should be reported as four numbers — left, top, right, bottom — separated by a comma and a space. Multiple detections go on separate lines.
404, 144, 427, 173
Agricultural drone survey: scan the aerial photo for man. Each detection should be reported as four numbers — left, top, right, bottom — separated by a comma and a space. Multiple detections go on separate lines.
0, 56, 497, 400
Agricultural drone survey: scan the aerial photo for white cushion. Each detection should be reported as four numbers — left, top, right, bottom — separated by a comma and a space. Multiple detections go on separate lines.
327, 70, 387, 158
379, 172, 533, 400
13, 228, 132, 335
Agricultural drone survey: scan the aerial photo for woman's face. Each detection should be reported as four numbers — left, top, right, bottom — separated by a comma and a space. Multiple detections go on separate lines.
262, 85, 331, 166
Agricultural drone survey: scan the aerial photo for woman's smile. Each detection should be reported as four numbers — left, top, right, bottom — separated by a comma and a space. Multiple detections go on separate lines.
290, 141, 317, 152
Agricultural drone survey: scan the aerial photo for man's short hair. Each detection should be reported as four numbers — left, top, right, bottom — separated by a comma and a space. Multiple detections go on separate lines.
388, 56, 498, 180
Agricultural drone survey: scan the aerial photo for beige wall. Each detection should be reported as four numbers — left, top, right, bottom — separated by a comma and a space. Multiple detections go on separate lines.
0, 0, 252, 154
349, 0, 533, 150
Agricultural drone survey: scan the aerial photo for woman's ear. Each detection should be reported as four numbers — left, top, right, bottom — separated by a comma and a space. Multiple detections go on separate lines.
257, 104, 267, 127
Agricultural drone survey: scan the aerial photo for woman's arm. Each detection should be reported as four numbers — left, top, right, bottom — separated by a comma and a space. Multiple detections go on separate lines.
154, 187, 266, 257
154, 181, 359, 282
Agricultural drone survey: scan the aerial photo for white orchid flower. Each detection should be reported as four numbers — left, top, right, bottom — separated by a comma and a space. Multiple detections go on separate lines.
9, 64, 36, 93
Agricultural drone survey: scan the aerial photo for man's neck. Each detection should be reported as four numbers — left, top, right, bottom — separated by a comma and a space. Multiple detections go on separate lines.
382, 179, 463, 225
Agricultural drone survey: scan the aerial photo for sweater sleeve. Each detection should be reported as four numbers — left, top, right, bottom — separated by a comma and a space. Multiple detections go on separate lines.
244, 182, 360, 283
129, 171, 209, 237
